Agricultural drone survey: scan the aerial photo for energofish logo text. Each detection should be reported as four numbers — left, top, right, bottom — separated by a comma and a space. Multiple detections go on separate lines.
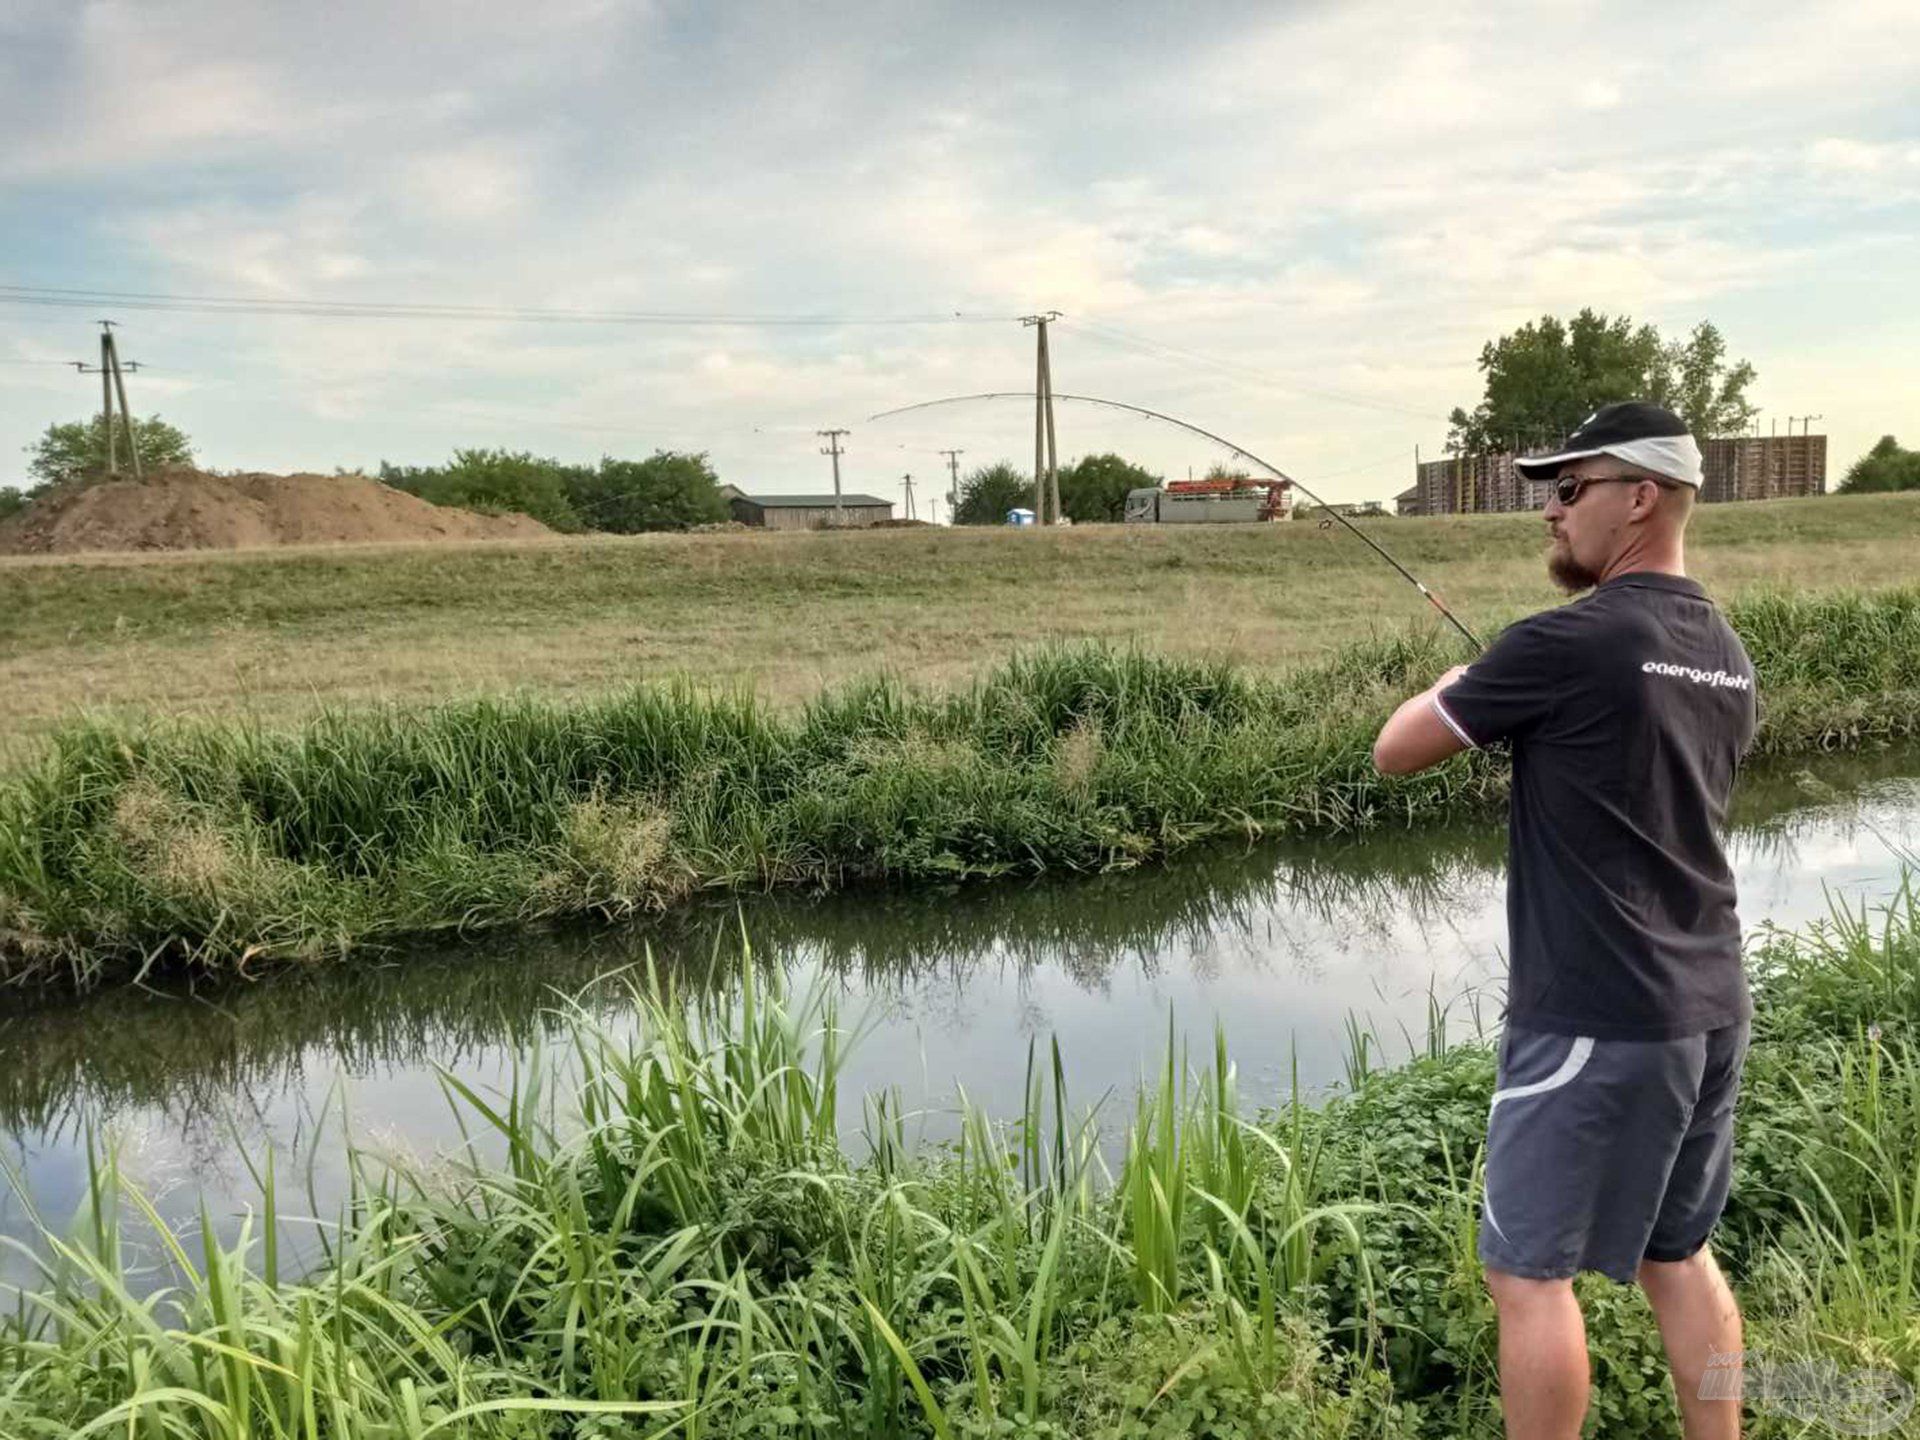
1642, 661, 1753, 691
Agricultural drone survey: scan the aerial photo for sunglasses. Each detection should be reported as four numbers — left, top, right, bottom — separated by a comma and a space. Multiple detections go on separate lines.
1551, 473, 1678, 506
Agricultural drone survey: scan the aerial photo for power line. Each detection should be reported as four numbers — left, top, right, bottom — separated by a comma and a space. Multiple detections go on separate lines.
1063, 316, 1445, 422
1293, 446, 1424, 484
0, 284, 1014, 328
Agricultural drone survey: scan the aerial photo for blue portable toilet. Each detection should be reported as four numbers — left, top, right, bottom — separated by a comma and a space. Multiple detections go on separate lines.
1006, 507, 1036, 526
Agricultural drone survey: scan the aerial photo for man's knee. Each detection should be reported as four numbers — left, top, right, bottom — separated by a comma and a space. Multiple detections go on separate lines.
1637, 1244, 1719, 1294
1484, 1265, 1575, 1312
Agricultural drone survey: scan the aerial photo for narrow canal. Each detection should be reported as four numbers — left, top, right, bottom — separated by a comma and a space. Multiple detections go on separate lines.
3, 745, 1916, 1279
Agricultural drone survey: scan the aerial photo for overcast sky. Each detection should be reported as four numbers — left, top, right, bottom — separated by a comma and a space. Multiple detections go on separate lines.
3, 0, 1916, 507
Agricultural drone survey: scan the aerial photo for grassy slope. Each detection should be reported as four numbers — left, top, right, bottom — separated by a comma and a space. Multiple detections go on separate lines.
3, 491, 1918, 759
3, 590, 1917, 985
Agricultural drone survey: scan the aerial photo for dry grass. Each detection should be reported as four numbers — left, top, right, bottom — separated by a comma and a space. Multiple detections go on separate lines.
535, 789, 692, 916
4, 491, 1917, 766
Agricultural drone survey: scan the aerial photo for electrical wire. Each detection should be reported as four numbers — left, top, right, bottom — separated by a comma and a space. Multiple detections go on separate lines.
1062, 316, 1446, 423
0, 284, 1014, 328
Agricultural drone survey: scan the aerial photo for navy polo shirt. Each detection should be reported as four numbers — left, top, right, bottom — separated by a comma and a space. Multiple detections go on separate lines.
1434, 572, 1758, 1040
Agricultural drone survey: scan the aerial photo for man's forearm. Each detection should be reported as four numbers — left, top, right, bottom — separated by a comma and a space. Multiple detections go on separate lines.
1372, 665, 1471, 775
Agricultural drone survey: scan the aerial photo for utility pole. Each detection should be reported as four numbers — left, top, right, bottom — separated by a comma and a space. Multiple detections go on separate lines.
1020, 312, 1062, 523
73, 321, 145, 479
929, 498, 941, 526
817, 428, 849, 522
901, 472, 917, 522
939, 447, 965, 518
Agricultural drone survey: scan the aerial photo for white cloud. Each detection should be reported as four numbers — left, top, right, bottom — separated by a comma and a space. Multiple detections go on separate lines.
1, 0, 1915, 496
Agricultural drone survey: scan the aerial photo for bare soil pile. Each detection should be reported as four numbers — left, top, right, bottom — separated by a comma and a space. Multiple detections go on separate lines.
0, 469, 552, 555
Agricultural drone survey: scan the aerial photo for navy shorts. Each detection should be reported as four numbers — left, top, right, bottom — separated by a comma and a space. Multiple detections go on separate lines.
1479, 1018, 1750, 1284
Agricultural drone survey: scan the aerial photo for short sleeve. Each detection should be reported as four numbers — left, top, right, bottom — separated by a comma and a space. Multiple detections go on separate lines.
1433, 615, 1565, 748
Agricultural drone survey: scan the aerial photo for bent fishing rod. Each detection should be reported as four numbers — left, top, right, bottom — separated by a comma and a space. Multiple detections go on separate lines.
868, 390, 1485, 650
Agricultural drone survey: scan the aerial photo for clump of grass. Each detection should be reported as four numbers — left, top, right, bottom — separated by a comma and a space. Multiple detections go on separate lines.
2, 589, 1916, 986
533, 788, 694, 917
1051, 718, 1105, 796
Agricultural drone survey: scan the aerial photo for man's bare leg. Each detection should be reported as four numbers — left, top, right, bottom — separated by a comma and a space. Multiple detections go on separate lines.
1485, 1268, 1590, 1438
1638, 1248, 1742, 1440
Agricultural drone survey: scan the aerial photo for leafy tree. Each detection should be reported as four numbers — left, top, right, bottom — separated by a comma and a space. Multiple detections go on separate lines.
952, 461, 1035, 525
1447, 310, 1757, 452
1838, 435, 1920, 494
26, 414, 195, 491
567, 451, 728, 533
1661, 321, 1759, 440
0, 487, 26, 521
1059, 453, 1160, 523
379, 449, 585, 532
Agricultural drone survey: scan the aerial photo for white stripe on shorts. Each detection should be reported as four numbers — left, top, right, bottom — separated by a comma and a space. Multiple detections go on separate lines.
1489, 1035, 1596, 1111
1484, 1034, 1597, 1246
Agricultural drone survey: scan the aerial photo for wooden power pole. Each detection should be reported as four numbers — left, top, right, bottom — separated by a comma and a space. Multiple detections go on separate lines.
817, 428, 849, 521
1021, 312, 1062, 523
939, 448, 964, 518
74, 321, 144, 480
901, 472, 917, 521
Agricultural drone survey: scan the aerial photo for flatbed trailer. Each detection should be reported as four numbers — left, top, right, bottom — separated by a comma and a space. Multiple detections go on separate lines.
1124, 477, 1293, 524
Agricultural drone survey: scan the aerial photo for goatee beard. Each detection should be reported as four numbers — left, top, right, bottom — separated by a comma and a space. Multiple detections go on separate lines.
1548, 546, 1599, 594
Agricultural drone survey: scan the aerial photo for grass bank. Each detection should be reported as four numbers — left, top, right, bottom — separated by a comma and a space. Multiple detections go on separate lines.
4, 882, 1917, 1437
4, 491, 1919, 758
3, 588, 1918, 987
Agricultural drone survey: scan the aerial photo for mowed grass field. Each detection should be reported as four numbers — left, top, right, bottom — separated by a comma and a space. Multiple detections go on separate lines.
3, 490, 1917, 758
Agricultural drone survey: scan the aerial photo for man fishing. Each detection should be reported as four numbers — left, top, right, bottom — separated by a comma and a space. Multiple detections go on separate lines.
1372, 402, 1756, 1440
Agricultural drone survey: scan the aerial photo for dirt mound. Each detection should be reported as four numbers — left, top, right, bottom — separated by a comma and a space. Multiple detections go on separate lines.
0, 469, 553, 556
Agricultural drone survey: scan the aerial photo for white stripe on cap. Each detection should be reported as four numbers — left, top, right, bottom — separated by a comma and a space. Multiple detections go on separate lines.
1515, 432, 1703, 486
1603, 434, 1702, 488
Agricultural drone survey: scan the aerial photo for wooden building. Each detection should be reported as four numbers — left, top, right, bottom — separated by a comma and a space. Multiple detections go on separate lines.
1410, 452, 1548, 516
1698, 434, 1826, 503
1406, 433, 1826, 515
720, 487, 894, 530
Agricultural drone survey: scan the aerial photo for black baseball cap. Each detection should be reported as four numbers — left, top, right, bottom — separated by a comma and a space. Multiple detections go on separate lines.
1515, 401, 1703, 488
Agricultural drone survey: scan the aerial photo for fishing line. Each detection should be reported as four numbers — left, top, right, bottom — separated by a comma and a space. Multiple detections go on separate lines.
868, 390, 1483, 650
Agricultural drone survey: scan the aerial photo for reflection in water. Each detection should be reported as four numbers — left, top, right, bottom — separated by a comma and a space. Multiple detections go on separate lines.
1, 747, 1915, 1136
1, 746, 1916, 1271
0, 810, 1512, 1135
